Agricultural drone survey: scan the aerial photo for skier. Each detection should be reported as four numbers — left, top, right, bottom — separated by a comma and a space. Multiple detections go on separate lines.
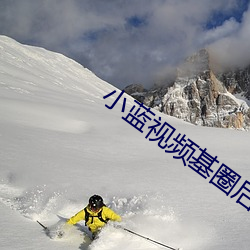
66, 194, 122, 239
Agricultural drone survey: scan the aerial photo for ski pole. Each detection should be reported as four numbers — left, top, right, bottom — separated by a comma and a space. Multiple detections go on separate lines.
37, 220, 48, 231
122, 227, 180, 250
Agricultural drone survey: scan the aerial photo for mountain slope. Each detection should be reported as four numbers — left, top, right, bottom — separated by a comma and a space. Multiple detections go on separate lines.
0, 36, 250, 250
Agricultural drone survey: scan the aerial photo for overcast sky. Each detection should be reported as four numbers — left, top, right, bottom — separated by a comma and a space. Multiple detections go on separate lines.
0, 0, 249, 89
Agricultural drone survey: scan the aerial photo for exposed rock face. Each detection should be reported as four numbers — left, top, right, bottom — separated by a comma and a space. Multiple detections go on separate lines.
124, 83, 146, 95
124, 83, 147, 103
218, 66, 250, 100
125, 49, 250, 130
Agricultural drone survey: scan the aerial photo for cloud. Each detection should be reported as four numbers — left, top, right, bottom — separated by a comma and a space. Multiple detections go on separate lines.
209, 4, 250, 69
200, 18, 240, 45
0, 0, 249, 88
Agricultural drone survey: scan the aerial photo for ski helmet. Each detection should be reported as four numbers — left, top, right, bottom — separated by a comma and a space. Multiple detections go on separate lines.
89, 195, 104, 210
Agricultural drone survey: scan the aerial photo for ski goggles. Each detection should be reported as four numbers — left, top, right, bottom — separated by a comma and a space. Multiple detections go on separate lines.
89, 204, 101, 212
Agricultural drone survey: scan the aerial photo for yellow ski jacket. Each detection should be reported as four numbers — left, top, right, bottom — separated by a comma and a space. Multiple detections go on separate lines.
67, 206, 121, 233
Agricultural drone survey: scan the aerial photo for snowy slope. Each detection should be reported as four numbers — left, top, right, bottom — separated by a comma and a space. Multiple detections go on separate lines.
0, 36, 250, 250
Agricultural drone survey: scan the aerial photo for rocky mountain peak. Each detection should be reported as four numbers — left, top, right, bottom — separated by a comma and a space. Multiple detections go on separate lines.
177, 48, 210, 78
125, 49, 250, 130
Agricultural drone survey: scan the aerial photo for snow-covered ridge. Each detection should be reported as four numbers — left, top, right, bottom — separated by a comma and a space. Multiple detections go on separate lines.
0, 35, 116, 98
0, 35, 124, 134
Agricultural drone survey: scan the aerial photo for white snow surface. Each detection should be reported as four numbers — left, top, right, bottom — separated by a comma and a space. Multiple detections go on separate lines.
0, 35, 250, 250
